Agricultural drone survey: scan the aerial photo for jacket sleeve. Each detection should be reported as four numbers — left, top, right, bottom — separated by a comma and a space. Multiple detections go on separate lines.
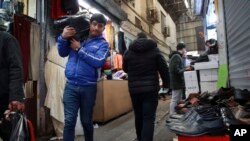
6, 35, 25, 102
122, 50, 128, 73
57, 35, 71, 57
172, 55, 185, 74
156, 50, 170, 88
78, 42, 109, 68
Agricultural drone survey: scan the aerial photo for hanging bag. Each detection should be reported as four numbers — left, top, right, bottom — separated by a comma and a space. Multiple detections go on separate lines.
9, 111, 30, 141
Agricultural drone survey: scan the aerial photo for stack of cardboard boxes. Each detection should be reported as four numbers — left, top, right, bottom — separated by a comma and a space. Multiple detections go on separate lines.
184, 54, 219, 96
195, 54, 219, 93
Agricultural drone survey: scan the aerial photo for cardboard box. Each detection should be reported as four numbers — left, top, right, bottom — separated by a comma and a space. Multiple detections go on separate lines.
200, 81, 217, 93
199, 69, 218, 82
184, 71, 199, 97
93, 80, 132, 122
208, 54, 219, 62
194, 61, 219, 70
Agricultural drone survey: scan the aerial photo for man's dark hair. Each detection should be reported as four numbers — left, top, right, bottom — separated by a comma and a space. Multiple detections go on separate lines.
137, 32, 147, 39
176, 43, 186, 50
90, 13, 107, 26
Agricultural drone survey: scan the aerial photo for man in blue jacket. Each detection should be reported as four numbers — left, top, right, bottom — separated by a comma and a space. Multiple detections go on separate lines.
57, 13, 109, 141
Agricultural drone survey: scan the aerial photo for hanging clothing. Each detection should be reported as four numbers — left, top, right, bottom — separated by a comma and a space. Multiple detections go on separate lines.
29, 23, 41, 81
14, 14, 31, 82
105, 21, 114, 49
44, 45, 68, 123
113, 53, 123, 70
51, 0, 66, 19
118, 31, 127, 55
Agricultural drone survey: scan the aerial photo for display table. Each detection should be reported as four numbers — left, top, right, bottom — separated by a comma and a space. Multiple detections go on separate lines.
93, 79, 132, 122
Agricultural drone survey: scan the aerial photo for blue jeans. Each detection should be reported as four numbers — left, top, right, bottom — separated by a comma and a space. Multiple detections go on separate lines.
63, 83, 97, 141
130, 91, 158, 141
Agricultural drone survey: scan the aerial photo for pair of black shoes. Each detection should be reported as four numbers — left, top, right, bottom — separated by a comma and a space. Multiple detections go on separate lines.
220, 107, 243, 129
166, 105, 226, 136
208, 87, 235, 105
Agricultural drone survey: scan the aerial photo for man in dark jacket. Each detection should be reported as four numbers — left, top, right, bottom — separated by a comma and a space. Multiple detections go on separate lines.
0, 31, 25, 141
123, 32, 170, 141
169, 43, 189, 115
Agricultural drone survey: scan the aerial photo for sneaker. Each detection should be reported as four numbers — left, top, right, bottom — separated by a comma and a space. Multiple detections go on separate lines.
159, 88, 168, 94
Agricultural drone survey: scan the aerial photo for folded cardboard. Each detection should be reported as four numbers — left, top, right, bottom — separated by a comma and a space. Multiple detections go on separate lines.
93, 80, 132, 122
200, 81, 217, 93
208, 54, 219, 62
199, 69, 218, 82
194, 61, 219, 70
184, 71, 199, 97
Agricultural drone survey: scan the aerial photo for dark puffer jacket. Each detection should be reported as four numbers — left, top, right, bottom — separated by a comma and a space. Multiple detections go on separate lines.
0, 31, 25, 109
123, 38, 169, 94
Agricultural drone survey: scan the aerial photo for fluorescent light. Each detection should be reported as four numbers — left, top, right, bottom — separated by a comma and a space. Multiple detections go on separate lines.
78, 0, 91, 9
78, 0, 109, 20
184, 0, 189, 8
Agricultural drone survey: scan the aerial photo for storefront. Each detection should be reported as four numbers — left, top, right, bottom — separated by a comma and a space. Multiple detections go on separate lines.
211, 0, 250, 89
222, 0, 250, 89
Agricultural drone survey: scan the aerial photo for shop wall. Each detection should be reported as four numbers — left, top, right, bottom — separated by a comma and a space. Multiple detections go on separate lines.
151, 2, 170, 41
120, 1, 150, 33
119, 0, 175, 60
166, 14, 177, 52
176, 16, 203, 51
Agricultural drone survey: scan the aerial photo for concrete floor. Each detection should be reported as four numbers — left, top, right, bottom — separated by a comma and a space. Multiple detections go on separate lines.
78, 95, 175, 141
39, 95, 176, 141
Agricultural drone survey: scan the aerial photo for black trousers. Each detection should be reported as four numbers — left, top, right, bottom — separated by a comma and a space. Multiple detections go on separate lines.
130, 91, 158, 141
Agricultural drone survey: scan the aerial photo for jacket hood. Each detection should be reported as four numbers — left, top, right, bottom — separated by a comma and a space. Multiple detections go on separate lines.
129, 38, 157, 53
169, 51, 182, 59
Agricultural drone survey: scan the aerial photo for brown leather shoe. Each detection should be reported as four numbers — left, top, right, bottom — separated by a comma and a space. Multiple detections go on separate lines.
209, 87, 235, 104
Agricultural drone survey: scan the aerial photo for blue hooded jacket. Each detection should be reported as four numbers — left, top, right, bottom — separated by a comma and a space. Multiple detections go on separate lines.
57, 35, 109, 86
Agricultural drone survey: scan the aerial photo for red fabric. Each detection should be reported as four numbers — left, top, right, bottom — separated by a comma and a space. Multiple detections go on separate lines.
178, 135, 230, 141
27, 119, 35, 141
14, 14, 31, 82
51, 0, 66, 19
102, 60, 111, 70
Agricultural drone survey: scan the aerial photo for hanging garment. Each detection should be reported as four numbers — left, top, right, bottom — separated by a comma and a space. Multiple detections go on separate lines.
118, 31, 127, 55
14, 14, 31, 82
113, 53, 123, 70
29, 23, 41, 80
51, 0, 66, 19
24, 81, 34, 98
44, 46, 67, 123
105, 21, 114, 49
